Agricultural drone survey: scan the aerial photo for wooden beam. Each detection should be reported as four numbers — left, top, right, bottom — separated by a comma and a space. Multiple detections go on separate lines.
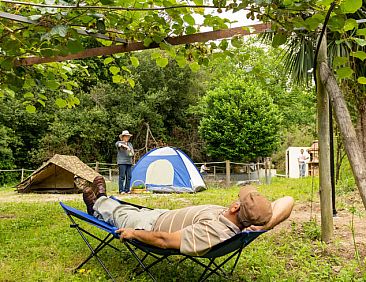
15, 23, 271, 66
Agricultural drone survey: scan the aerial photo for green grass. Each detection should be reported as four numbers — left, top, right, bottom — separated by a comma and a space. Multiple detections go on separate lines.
0, 178, 365, 281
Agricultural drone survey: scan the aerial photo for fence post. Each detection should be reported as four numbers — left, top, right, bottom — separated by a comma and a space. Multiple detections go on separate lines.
213, 166, 216, 180
268, 157, 272, 184
256, 163, 260, 181
109, 168, 112, 181
21, 168, 24, 182
225, 160, 231, 187
265, 159, 268, 184
95, 161, 99, 173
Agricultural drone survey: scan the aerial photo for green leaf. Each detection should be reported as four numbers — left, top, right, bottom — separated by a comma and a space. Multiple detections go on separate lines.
130, 56, 139, 67
112, 75, 124, 83
336, 67, 354, 79
62, 89, 73, 95
183, 14, 195, 26
272, 33, 287, 48
45, 80, 60, 90
103, 57, 114, 65
350, 51, 366, 61
231, 36, 243, 48
357, 28, 366, 36
37, 99, 46, 107
357, 77, 366, 84
50, 25, 68, 37
26, 105, 36, 113
176, 56, 187, 68
156, 57, 169, 68
151, 52, 161, 59
328, 15, 346, 31
55, 98, 67, 108
186, 26, 196, 35
38, 94, 47, 100
67, 40, 84, 53
189, 62, 200, 72
333, 56, 348, 67
23, 92, 34, 99
304, 14, 324, 31
143, 37, 153, 47
219, 40, 228, 51
5, 88, 15, 98
344, 19, 358, 31
340, 0, 362, 14
127, 78, 135, 88
354, 38, 366, 47
109, 65, 120, 75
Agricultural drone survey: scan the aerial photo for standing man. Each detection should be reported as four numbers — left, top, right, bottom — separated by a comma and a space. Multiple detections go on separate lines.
116, 130, 134, 194
298, 149, 309, 178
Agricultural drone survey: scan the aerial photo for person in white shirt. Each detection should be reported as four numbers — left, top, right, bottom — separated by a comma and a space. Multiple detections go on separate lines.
298, 149, 309, 177
200, 163, 209, 175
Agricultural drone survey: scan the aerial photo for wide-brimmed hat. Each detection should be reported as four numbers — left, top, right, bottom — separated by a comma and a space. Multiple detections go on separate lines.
238, 186, 272, 227
119, 130, 132, 138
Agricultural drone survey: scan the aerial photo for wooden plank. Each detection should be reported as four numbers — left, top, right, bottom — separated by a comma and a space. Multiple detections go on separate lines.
15, 23, 271, 66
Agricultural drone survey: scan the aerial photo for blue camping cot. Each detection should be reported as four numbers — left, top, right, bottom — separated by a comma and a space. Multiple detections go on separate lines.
60, 197, 266, 281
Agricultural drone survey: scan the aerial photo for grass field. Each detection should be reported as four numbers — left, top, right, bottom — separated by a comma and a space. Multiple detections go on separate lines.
1, 177, 365, 281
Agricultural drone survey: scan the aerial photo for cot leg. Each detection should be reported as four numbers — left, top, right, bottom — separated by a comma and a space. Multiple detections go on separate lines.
123, 242, 157, 282
230, 246, 244, 275
68, 215, 116, 282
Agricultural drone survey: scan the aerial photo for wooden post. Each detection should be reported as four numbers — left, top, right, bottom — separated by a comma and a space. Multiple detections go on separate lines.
225, 160, 230, 187
316, 33, 333, 242
21, 168, 24, 182
256, 163, 260, 181
268, 158, 272, 184
264, 159, 268, 184
109, 168, 112, 181
213, 166, 216, 180
95, 161, 99, 173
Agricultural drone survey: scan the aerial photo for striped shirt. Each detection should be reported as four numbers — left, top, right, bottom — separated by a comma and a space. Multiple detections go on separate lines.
153, 205, 240, 256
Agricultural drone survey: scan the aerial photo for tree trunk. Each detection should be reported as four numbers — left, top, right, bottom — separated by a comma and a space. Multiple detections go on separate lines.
319, 62, 366, 210
357, 100, 366, 160
316, 35, 333, 243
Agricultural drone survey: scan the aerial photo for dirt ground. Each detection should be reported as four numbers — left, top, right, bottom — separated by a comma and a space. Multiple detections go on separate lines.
1, 189, 365, 261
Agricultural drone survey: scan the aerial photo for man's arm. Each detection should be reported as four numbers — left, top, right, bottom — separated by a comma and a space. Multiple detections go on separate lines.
116, 228, 181, 249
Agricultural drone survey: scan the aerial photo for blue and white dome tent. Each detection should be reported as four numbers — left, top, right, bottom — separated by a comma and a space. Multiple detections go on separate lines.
130, 147, 207, 193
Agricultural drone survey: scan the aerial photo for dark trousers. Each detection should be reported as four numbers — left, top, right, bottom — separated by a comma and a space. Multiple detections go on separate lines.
118, 164, 132, 193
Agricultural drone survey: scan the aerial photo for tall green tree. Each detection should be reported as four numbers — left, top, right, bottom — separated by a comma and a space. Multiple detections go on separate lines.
199, 77, 282, 161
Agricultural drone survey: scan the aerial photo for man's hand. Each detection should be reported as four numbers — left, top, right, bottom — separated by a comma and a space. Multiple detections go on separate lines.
116, 228, 135, 240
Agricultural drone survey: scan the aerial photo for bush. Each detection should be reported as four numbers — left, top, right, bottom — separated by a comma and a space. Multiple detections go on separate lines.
199, 78, 282, 161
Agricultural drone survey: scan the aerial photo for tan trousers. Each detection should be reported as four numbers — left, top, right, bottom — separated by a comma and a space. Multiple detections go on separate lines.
93, 196, 168, 230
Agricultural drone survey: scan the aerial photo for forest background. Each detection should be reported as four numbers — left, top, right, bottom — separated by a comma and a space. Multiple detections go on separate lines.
0, 40, 317, 184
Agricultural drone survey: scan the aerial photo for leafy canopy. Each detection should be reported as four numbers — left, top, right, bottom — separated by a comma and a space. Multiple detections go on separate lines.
0, 0, 365, 112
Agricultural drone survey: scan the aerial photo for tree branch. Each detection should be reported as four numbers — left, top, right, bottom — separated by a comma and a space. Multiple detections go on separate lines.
0, 0, 217, 11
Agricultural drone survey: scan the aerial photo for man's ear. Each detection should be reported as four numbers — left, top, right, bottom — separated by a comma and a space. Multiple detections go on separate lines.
229, 202, 240, 214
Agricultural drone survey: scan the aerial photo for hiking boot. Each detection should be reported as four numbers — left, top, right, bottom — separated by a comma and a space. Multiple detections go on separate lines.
83, 186, 96, 215
92, 176, 107, 197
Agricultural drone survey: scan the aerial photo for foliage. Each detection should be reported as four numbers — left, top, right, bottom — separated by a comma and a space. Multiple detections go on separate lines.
1, 0, 365, 113
23, 53, 206, 165
199, 77, 282, 161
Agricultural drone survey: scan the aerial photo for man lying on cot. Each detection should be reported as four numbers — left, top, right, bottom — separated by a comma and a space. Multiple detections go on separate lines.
83, 176, 294, 256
